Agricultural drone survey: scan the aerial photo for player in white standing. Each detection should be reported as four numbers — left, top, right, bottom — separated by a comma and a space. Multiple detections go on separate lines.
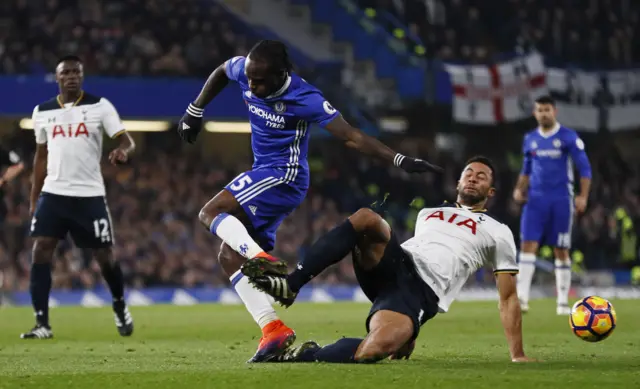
512, 96, 591, 315
22, 56, 136, 339
243, 156, 535, 363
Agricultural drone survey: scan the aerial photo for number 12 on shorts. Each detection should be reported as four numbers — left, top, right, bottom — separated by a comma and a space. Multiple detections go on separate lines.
93, 218, 112, 243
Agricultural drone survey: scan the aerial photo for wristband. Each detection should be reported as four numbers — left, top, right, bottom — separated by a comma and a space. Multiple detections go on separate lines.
393, 153, 406, 167
186, 103, 204, 118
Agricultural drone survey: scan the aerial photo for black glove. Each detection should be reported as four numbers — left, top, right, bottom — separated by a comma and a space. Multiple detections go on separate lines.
177, 103, 204, 144
394, 153, 443, 173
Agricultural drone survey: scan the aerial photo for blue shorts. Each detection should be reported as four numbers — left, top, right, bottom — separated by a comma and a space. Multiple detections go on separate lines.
520, 195, 574, 248
30, 192, 114, 249
224, 168, 307, 252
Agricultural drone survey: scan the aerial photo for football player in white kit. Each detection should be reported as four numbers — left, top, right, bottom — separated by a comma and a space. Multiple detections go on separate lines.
243, 156, 535, 363
21, 56, 136, 339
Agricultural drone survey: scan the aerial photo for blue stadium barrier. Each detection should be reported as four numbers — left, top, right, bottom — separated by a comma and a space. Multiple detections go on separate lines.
7, 285, 640, 307
0, 75, 247, 119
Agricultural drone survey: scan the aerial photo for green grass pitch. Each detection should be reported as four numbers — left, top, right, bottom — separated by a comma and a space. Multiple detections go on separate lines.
0, 299, 638, 388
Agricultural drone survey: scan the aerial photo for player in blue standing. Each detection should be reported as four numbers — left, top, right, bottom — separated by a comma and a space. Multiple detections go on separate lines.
513, 95, 591, 315
177, 40, 441, 362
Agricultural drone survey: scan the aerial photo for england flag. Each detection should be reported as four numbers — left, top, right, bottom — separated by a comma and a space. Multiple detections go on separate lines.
445, 53, 547, 125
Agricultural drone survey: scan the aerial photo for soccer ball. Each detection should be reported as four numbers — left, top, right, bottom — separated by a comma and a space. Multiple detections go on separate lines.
569, 296, 617, 342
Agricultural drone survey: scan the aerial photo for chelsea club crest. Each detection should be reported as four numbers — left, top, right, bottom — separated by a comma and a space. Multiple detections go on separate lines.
274, 102, 286, 113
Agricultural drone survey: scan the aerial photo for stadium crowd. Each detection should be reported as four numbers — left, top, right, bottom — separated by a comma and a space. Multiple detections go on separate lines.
0, 0, 638, 293
359, 0, 640, 67
0, 136, 638, 292
0, 0, 247, 77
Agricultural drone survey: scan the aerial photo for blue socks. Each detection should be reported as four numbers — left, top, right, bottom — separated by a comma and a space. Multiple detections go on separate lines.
287, 220, 358, 292
30, 263, 52, 327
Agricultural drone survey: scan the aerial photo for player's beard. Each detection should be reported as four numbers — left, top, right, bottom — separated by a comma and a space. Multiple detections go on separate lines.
457, 189, 486, 207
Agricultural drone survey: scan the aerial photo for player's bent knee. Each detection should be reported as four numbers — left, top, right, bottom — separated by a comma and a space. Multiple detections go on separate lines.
199, 190, 244, 229
93, 247, 114, 265
32, 238, 57, 264
349, 208, 390, 241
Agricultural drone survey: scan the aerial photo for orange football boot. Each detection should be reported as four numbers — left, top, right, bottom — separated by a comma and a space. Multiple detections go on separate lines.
247, 319, 296, 363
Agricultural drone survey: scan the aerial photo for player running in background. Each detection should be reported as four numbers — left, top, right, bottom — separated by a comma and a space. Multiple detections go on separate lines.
177, 40, 441, 362
513, 96, 592, 315
22, 56, 136, 339
243, 157, 535, 364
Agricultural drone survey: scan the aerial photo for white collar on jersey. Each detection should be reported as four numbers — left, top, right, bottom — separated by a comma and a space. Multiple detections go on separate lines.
265, 75, 292, 99
537, 122, 561, 138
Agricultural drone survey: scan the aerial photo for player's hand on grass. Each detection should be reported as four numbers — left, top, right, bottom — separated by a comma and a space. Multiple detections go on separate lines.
512, 188, 527, 204
511, 356, 539, 363
109, 149, 129, 165
177, 103, 204, 144
395, 154, 443, 174
574, 194, 588, 214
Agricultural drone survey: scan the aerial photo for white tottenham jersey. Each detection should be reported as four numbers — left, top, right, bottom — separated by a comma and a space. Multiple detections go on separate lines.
31, 92, 125, 197
401, 203, 518, 313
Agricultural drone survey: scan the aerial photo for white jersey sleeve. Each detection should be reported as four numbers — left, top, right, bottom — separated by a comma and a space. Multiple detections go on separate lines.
100, 98, 126, 138
32, 106, 47, 144
491, 225, 518, 274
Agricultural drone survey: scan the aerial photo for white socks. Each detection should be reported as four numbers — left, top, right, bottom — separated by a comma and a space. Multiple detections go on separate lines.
517, 253, 572, 307
230, 270, 279, 329
517, 253, 537, 305
210, 213, 264, 259
555, 259, 571, 307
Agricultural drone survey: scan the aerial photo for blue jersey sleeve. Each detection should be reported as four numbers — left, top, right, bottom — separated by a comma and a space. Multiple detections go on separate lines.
566, 131, 592, 179
520, 135, 532, 176
296, 92, 341, 127
224, 56, 246, 83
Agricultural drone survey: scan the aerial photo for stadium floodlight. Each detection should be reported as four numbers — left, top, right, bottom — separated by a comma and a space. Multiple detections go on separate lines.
19, 118, 251, 133
19, 118, 172, 132
204, 121, 251, 133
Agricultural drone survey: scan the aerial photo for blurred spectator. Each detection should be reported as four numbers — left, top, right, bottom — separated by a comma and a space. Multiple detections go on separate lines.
0, 138, 638, 291
359, 0, 640, 67
0, 0, 249, 77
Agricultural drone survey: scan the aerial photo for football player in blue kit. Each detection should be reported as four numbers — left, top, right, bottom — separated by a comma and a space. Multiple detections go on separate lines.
177, 40, 441, 362
512, 96, 592, 315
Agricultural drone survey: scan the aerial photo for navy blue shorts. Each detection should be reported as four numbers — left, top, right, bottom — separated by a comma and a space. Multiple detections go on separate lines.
30, 192, 114, 249
354, 232, 439, 340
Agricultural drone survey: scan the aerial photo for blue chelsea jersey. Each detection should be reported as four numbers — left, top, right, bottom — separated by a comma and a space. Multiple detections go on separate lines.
225, 56, 340, 186
521, 123, 592, 198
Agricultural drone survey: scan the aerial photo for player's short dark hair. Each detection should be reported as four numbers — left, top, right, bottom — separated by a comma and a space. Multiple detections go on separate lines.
534, 95, 555, 106
465, 155, 496, 185
57, 55, 82, 65
248, 40, 294, 74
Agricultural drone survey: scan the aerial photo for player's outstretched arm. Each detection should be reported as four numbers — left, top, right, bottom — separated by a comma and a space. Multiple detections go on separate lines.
30, 144, 47, 215
496, 273, 534, 362
178, 63, 230, 144
324, 116, 442, 173
192, 63, 230, 109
